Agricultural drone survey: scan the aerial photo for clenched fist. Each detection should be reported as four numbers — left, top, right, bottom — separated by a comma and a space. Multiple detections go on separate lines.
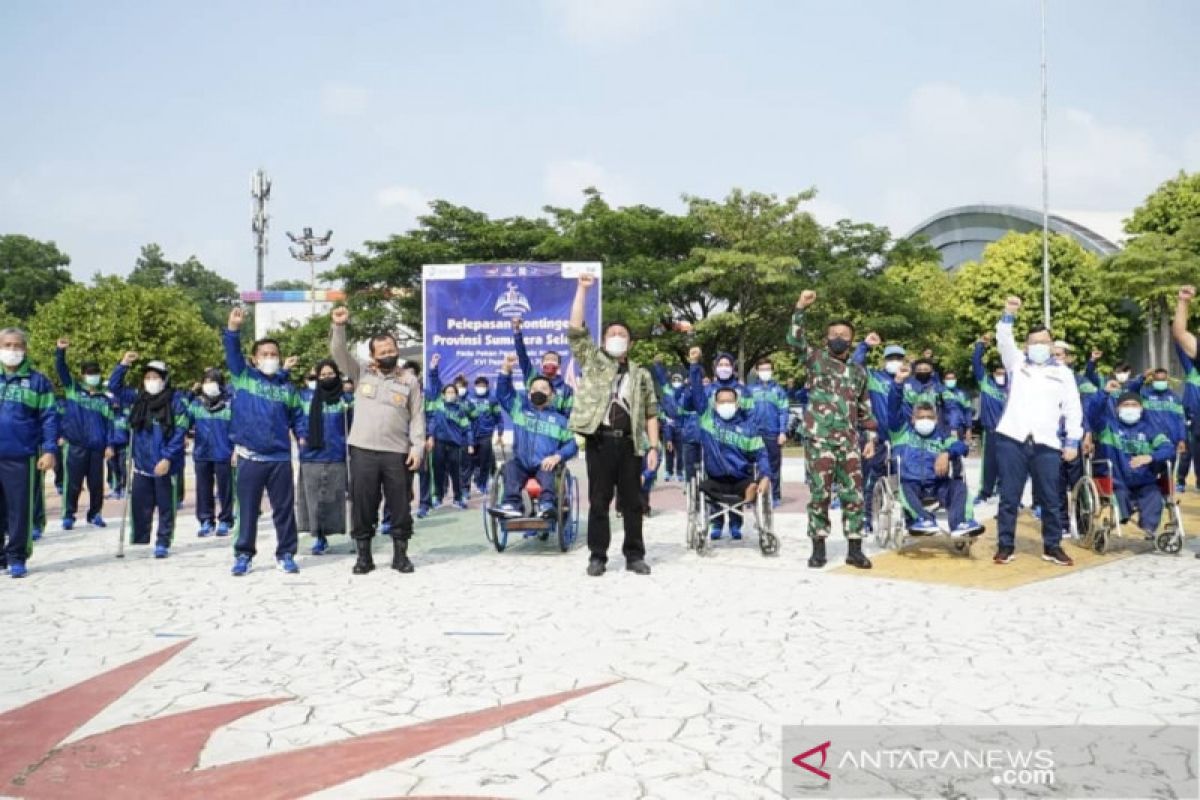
864, 332, 881, 348
687, 346, 702, 364
1005, 296, 1022, 314
331, 306, 350, 325
796, 290, 817, 310
577, 272, 596, 290
228, 307, 245, 331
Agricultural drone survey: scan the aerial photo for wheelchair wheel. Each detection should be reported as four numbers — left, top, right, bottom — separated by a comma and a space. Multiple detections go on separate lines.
755, 489, 779, 557
1093, 522, 1109, 555
1071, 478, 1100, 547
556, 469, 579, 552
684, 478, 698, 550
870, 480, 893, 549
486, 465, 508, 552
1157, 503, 1185, 555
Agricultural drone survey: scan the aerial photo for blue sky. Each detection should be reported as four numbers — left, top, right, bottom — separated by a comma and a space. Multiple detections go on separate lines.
2, 0, 1197, 288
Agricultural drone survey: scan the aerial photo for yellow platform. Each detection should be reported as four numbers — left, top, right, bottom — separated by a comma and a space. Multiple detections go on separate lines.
835, 495, 1199, 591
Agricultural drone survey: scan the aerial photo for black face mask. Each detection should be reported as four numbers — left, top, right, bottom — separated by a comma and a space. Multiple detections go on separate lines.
530, 390, 549, 407
827, 337, 851, 356
319, 376, 341, 391
375, 355, 399, 371
915, 372, 932, 383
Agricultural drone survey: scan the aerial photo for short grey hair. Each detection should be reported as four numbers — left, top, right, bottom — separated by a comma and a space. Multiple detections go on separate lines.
0, 328, 27, 346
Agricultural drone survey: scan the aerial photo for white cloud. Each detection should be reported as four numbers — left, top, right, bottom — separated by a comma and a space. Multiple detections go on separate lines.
375, 185, 430, 216
320, 81, 369, 116
543, 159, 635, 208
855, 82, 1179, 234
542, 0, 685, 45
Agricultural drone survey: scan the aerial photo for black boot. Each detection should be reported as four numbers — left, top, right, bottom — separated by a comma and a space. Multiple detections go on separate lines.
807, 537, 827, 568
391, 536, 414, 573
846, 538, 872, 569
352, 538, 375, 575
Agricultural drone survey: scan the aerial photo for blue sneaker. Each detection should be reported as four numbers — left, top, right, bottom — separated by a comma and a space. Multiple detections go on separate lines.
908, 518, 939, 535
154, 545, 169, 559
61, 516, 75, 531
772, 498, 781, 509
415, 507, 429, 519
1032, 506, 1042, 520
216, 522, 231, 537
710, 526, 723, 541
311, 536, 328, 556
730, 526, 743, 540
454, 500, 468, 510
831, 498, 841, 510
231, 554, 252, 576
54, 485, 62, 496
276, 554, 299, 574
31, 528, 42, 542
88, 514, 107, 528
198, 521, 215, 537
1177, 483, 1186, 494
10, 562, 27, 579
663, 474, 673, 483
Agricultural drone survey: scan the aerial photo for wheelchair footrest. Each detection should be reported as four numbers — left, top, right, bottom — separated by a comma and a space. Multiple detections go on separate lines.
505, 518, 550, 531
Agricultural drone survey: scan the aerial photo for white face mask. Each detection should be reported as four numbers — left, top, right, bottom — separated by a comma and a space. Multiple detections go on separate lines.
884, 360, 902, 375
306, 380, 317, 392
715, 402, 737, 420
671, 380, 683, 389
0, 349, 24, 367
914, 418, 937, 436
84, 374, 102, 387
604, 336, 629, 357
1027, 343, 1051, 365
202, 382, 220, 398
474, 386, 488, 397
144, 379, 164, 396
994, 374, 1006, 386
1118, 407, 1142, 425
1115, 372, 1130, 383
715, 365, 734, 381
757, 369, 773, 382
944, 379, 957, 389
258, 357, 280, 376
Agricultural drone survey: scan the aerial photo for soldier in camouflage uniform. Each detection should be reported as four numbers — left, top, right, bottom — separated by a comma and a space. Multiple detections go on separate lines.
786, 290, 878, 569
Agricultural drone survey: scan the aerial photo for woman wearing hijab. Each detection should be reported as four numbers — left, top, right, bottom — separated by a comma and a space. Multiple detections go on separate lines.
297, 359, 352, 555
127, 360, 189, 558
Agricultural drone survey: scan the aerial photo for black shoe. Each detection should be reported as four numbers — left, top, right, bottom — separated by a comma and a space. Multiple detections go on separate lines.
1041, 545, 1074, 567
845, 538, 872, 570
391, 536, 414, 573
993, 546, 1015, 565
807, 537, 827, 568
626, 559, 651, 575
352, 539, 375, 575
586, 560, 606, 577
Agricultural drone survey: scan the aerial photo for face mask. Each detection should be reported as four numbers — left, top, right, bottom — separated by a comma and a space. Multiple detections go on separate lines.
715, 402, 737, 420
914, 372, 932, 383
144, 379, 164, 396
1114, 372, 1130, 383
530, 390, 549, 407
604, 336, 629, 357
541, 363, 559, 378
914, 418, 937, 436
320, 376, 341, 391
944, 379, 957, 389
306, 380, 317, 392
994, 374, 1006, 386
1027, 344, 1051, 364
1118, 407, 1142, 425
757, 369, 773, 382
716, 365, 734, 381
1152, 380, 1169, 392
884, 360, 902, 375
376, 355, 399, 371
827, 337, 851, 356
202, 382, 220, 398
84, 374, 101, 387
0, 349, 25, 367
475, 386, 488, 397
671, 380, 683, 389
258, 357, 280, 376
443, 393, 457, 405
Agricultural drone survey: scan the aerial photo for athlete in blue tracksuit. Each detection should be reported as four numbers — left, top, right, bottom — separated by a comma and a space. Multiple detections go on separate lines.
886, 380, 981, 536
688, 358, 770, 540
971, 337, 1009, 502
0, 330, 58, 578
1128, 368, 1187, 451
493, 357, 577, 516
652, 362, 692, 481
852, 340, 907, 531
940, 370, 973, 439
463, 375, 504, 495
421, 362, 471, 515
747, 358, 789, 506
1088, 391, 1175, 536
188, 368, 235, 538
54, 344, 115, 530
123, 361, 189, 556
514, 319, 575, 418
106, 393, 130, 499
223, 310, 308, 575
1174, 343, 1200, 490
297, 359, 352, 554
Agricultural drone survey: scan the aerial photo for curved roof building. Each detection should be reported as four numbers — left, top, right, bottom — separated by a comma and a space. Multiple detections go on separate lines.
906, 204, 1121, 271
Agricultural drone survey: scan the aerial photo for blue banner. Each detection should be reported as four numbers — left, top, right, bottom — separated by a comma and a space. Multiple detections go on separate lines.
422, 262, 602, 392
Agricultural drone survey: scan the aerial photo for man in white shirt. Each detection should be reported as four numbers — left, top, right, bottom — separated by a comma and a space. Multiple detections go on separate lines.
993, 296, 1083, 567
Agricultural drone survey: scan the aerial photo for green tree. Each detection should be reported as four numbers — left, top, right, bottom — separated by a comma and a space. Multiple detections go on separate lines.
265, 279, 312, 291
266, 316, 339, 383
1125, 171, 1200, 236
27, 278, 223, 387
0, 235, 74, 320
128, 244, 239, 329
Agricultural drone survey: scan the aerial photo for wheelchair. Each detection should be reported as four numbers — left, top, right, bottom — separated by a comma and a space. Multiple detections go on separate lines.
870, 442, 980, 557
482, 461, 580, 553
1070, 456, 1185, 555
684, 463, 778, 557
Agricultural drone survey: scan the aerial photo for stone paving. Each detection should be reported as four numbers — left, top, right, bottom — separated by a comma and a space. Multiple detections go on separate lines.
3, 457, 1200, 798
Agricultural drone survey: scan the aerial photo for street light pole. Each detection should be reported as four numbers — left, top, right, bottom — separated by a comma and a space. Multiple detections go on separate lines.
286, 227, 335, 318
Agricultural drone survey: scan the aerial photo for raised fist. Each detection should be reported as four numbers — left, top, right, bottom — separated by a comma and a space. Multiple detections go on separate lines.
121, 351, 139, 367
502, 353, 518, 371
331, 306, 350, 325
1180, 286, 1196, 303
430, 353, 441, 368
511, 317, 522, 333
578, 272, 596, 290
56, 337, 70, 349
1090, 349, 1103, 361
864, 332, 882, 347
283, 356, 299, 371
796, 290, 817, 310
687, 346, 702, 364
228, 307, 245, 331
895, 362, 912, 383
979, 332, 993, 346
1005, 296, 1022, 314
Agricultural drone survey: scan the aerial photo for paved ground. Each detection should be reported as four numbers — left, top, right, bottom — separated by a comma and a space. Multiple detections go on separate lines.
3, 457, 1200, 799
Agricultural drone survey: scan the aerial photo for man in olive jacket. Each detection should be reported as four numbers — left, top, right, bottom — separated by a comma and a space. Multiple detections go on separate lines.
568, 271, 660, 577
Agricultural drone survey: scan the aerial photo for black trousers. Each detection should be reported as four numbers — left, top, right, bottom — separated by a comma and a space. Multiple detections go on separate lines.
585, 433, 645, 564
350, 446, 413, 541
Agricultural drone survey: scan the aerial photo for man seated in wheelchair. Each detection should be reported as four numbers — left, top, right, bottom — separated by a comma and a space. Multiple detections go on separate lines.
494, 354, 578, 518
1087, 389, 1176, 537
688, 353, 771, 540
888, 381, 982, 537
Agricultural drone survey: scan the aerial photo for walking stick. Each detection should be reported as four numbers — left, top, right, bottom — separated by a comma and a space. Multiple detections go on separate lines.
115, 446, 133, 558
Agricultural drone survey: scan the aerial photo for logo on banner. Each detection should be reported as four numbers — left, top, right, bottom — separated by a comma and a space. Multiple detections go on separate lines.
494, 282, 532, 317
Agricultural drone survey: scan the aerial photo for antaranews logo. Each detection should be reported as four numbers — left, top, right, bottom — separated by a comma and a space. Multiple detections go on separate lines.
791, 740, 832, 781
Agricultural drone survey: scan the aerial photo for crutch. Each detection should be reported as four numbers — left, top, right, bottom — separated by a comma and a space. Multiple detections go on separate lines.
343, 404, 352, 541
115, 446, 133, 558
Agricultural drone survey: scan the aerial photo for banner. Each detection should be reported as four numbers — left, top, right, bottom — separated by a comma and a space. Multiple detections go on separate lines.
421, 262, 602, 392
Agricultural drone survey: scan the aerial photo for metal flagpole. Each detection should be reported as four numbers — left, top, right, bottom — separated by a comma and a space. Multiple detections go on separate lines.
1041, 0, 1052, 329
